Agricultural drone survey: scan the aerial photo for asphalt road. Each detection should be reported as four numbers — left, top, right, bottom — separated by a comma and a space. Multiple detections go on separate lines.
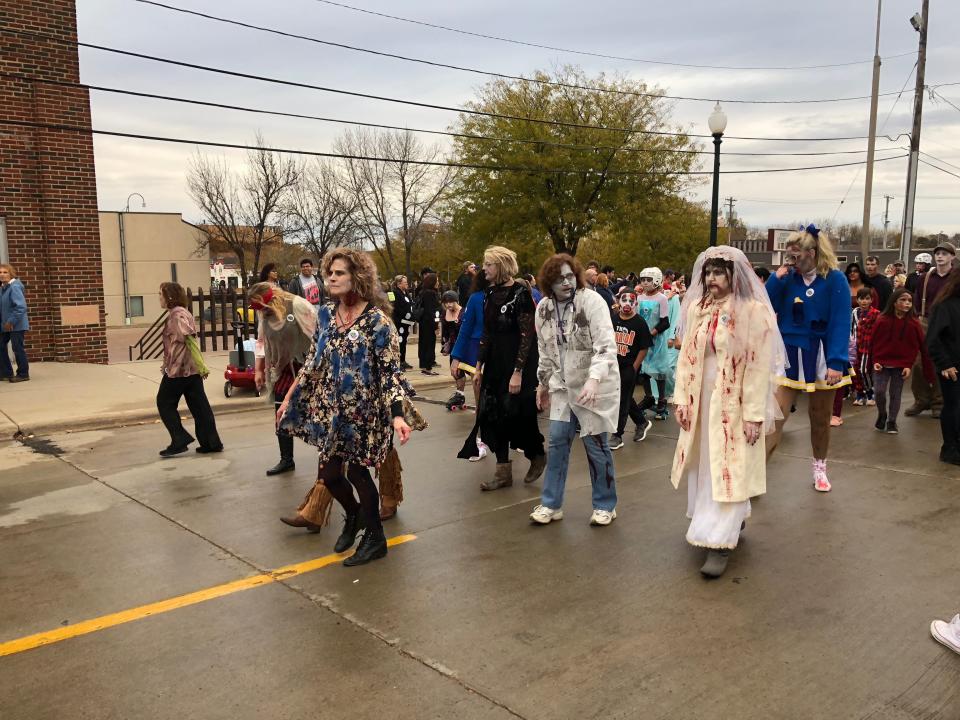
1, 391, 958, 719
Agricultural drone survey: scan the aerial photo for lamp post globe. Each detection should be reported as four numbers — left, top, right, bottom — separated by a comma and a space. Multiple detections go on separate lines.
708, 102, 726, 246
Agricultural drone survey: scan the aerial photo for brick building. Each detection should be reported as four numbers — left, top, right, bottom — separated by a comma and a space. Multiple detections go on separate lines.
0, 0, 108, 363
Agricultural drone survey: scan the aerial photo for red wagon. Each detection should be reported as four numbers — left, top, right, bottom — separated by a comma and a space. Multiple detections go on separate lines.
224, 338, 260, 398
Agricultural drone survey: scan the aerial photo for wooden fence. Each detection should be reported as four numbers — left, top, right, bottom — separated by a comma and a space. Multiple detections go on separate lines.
128, 289, 260, 361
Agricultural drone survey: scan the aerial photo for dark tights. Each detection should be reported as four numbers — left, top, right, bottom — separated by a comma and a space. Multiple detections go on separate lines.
319, 456, 382, 532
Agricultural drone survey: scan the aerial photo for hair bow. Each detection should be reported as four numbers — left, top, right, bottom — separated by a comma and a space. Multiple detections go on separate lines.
250, 288, 273, 310
800, 223, 820, 239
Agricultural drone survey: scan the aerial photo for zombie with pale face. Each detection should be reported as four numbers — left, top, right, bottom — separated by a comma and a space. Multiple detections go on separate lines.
636, 267, 672, 421
609, 287, 653, 448
531, 253, 621, 526
766, 225, 852, 493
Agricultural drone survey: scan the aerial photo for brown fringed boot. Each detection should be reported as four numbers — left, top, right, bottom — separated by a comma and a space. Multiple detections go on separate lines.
481, 461, 513, 491
378, 447, 404, 520
280, 480, 334, 533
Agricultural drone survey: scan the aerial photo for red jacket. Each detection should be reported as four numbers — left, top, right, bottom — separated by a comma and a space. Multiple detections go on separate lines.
870, 313, 935, 382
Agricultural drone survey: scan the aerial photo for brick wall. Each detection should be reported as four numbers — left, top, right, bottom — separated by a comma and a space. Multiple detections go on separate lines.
0, 0, 108, 363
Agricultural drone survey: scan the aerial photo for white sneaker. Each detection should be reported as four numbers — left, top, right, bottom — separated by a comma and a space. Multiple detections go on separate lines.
469, 442, 489, 462
530, 505, 563, 524
931, 614, 960, 655
590, 508, 617, 526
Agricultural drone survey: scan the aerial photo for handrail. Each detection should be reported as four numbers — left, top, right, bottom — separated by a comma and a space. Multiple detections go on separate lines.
128, 309, 168, 361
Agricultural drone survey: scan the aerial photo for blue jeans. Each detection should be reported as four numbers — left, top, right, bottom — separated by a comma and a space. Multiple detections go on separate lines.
541, 413, 617, 511
0, 331, 28, 378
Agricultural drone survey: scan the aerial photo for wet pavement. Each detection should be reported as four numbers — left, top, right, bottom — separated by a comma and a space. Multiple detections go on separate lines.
1, 391, 959, 719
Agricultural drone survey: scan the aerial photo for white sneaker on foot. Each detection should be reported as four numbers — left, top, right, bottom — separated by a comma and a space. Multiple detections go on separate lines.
813, 458, 831, 492
590, 508, 617, 526
469, 442, 489, 462
530, 505, 563, 524
931, 614, 960, 655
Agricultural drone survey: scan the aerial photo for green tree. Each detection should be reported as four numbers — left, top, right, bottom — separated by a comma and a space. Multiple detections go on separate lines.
448, 66, 702, 259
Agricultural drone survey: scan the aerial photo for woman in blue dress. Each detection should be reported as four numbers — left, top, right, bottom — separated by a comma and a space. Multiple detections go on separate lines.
451, 269, 490, 459
278, 247, 415, 566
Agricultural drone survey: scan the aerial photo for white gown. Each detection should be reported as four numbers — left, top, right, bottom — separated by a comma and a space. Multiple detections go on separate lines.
685, 343, 751, 549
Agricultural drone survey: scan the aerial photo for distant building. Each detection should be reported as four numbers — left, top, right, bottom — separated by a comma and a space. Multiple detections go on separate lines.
99, 212, 211, 327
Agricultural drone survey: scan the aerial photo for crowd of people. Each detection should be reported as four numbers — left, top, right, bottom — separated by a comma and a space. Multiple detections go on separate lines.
146, 229, 960, 650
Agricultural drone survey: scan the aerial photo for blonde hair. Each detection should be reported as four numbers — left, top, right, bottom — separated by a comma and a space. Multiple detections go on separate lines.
0, 263, 16, 278
893, 273, 907, 288
483, 245, 518, 284
322, 246, 392, 314
784, 229, 838, 278
247, 282, 295, 317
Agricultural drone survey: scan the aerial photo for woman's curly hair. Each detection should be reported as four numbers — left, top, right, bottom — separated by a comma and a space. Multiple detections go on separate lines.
322, 246, 392, 314
538, 253, 585, 299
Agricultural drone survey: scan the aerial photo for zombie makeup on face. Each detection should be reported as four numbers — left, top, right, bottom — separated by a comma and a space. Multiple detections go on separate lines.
618, 292, 638, 316
552, 263, 576, 302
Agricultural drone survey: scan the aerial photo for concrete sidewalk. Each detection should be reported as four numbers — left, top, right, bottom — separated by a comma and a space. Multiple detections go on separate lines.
0, 356, 455, 437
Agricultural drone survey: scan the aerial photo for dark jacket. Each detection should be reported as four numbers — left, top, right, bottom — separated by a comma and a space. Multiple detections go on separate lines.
287, 274, 325, 305
456, 273, 474, 306
927, 297, 960, 373
864, 273, 892, 311
391, 287, 413, 331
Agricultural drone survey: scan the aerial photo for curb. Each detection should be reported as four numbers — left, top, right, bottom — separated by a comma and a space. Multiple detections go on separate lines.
11, 376, 456, 438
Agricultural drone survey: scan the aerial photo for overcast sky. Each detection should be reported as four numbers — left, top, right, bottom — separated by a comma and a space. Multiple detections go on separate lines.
76, 0, 960, 235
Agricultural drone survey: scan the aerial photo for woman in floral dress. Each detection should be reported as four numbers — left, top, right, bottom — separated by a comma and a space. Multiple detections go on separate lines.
278, 247, 413, 567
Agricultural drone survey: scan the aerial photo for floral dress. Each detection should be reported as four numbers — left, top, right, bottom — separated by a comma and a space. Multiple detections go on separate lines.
280, 302, 405, 467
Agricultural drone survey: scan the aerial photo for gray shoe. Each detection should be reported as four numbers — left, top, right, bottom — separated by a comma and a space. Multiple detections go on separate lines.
481, 462, 513, 491
700, 549, 730, 578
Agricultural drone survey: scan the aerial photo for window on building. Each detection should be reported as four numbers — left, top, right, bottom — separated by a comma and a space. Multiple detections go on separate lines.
130, 296, 144, 317
171, 263, 178, 282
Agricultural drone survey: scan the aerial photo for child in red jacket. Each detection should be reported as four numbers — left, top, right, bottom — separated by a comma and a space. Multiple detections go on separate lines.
870, 288, 935, 434
853, 287, 881, 405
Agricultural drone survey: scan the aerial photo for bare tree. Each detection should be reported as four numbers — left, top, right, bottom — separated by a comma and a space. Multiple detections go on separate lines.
282, 158, 359, 262
188, 133, 301, 281
336, 128, 457, 278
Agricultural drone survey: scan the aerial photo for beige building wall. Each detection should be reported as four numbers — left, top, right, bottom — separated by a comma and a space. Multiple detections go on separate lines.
99, 212, 211, 327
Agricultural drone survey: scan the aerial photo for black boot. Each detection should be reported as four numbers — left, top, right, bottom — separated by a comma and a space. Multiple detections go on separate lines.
343, 524, 388, 567
266, 434, 295, 476
334, 512, 366, 553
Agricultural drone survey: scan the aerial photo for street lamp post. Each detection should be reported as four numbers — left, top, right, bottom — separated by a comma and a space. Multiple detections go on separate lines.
120, 193, 146, 324
708, 103, 727, 246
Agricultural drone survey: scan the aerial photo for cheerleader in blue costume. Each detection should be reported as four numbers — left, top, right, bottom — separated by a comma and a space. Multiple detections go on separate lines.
637, 267, 672, 420
765, 225, 853, 493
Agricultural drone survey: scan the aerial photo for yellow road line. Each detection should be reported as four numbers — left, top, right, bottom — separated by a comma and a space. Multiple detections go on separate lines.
0, 534, 417, 658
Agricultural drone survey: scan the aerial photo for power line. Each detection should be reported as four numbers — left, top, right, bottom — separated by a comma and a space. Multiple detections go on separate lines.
2, 26, 913, 143
919, 158, 960, 181
919, 150, 960, 174
137, 0, 930, 106
0, 118, 910, 175
306, 0, 916, 72
0, 71, 911, 160
831, 62, 918, 221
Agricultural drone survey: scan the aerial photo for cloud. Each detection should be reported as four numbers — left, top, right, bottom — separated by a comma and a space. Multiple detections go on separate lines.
76, 0, 960, 233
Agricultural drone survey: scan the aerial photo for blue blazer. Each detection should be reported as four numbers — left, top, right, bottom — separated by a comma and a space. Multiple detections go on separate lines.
765, 269, 850, 371
0, 279, 29, 332
450, 290, 484, 363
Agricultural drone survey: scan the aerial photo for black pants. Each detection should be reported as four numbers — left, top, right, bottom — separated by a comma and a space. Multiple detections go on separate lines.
319, 456, 382, 534
939, 376, 960, 452
418, 322, 436, 369
156, 374, 222, 450
398, 326, 409, 365
274, 389, 294, 462
616, 363, 646, 436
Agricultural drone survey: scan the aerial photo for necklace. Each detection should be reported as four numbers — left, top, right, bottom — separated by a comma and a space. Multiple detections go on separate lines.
336, 303, 363, 330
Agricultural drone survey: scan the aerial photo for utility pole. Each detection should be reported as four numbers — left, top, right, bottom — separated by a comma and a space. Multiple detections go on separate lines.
900, 0, 929, 265
725, 196, 736, 245
883, 195, 893, 248
861, 0, 883, 263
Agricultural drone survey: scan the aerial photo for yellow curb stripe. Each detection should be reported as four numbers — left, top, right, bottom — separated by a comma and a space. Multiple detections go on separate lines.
0, 534, 417, 658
